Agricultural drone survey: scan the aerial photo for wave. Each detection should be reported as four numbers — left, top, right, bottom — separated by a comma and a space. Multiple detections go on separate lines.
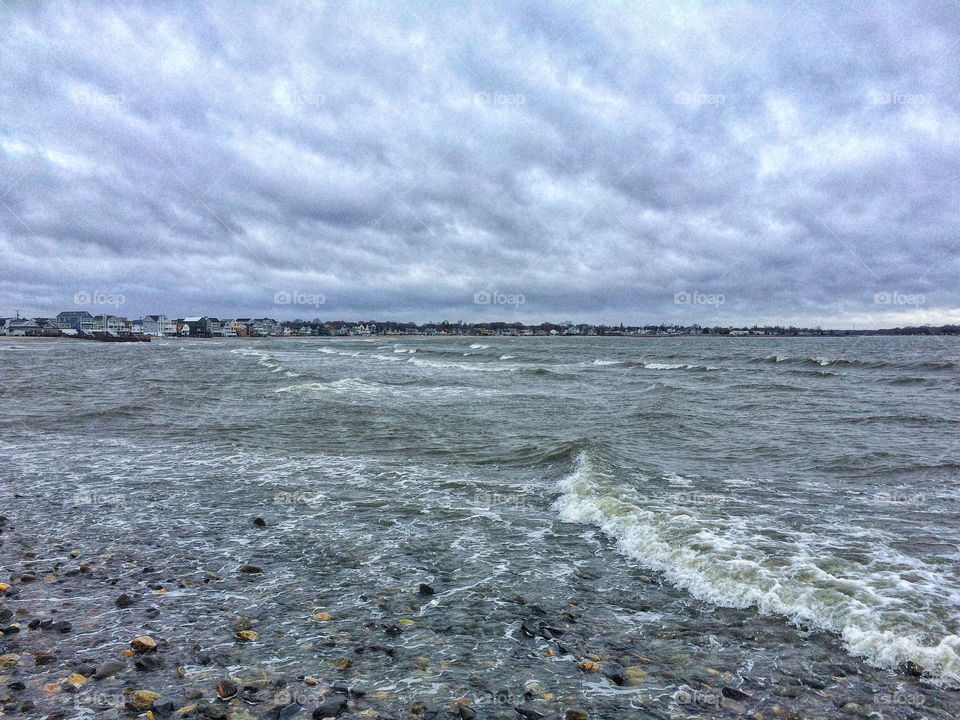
469, 343, 490, 349
642, 362, 718, 371
276, 378, 383, 395
754, 354, 956, 371
591, 359, 622, 366
554, 450, 960, 686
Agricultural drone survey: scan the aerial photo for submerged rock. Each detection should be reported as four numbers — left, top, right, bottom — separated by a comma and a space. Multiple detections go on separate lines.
418, 583, 435, 596
313, 695, 347, 718
115, 593, 136, 608
217, 678, 238, 699
240, 564, 263, 573
722, 686, 752, 702
34, 651, 57, 666
131, 635, 158, 652
131, 689, 162, 709
94, 660, 126, 679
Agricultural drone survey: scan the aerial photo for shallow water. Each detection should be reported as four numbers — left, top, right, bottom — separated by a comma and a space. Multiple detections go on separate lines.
1, 335, 958, 718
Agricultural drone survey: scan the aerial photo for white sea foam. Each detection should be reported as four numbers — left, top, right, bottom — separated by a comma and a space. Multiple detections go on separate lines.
643, 362, 688, 370
554, 451, 960, 686
591, 359, 622, 366
276, 378, 383, 395
469, 343, 490, 349
499, 354, 516, 360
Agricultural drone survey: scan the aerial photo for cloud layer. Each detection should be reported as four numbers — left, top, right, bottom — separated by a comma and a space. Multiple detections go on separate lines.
2, 0, 959, 326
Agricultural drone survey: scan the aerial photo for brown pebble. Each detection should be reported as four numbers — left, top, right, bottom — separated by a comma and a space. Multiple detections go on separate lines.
131, 635, 157, 652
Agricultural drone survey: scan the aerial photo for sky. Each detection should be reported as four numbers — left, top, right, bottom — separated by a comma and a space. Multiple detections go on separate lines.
1, 1, 959, 328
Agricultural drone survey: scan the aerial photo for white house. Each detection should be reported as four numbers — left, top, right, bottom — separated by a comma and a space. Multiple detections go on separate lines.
92, 315, 126, 333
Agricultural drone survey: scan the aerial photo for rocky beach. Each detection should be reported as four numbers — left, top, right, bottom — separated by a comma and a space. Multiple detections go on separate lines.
1, 336, 959, 719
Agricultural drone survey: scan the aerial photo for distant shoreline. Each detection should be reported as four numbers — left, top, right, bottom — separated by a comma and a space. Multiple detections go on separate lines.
2, 333, 955, 341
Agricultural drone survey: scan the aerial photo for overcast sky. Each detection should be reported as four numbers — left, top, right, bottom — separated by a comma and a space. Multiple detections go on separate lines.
2, 1, 958, 327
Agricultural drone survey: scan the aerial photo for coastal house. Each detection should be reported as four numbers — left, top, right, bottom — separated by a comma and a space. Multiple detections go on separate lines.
6, 318, 39, 336
91, 315, 127, 333
56, 310, 95, 333
218, 319, 237, 337
0, 318, 9, 336
249, 318, 280, 336
231, 319, 250, 336
142, 314, 175, 337
32, 318, 62, 336
184, 316, 214, 337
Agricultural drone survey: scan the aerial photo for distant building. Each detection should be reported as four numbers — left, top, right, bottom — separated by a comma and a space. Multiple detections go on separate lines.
56, 311, 95, 333
183, 316, 214, 337
91, 315, 127, 333
142, 314, 175, 337
7, 318, 39, 336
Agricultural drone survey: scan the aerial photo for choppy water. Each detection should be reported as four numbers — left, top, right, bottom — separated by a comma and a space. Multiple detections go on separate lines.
1, 336, 959, 718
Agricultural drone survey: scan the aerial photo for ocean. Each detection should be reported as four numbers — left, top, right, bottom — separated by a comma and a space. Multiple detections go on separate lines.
1, 335, 958, 719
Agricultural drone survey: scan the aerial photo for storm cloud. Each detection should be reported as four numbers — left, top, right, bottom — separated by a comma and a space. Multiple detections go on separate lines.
2, 0, 958, 327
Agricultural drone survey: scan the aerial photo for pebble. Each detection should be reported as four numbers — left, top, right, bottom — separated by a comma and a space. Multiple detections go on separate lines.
115, 592, 136, 608
566, 712, 588, 720
723, 686, 753, 702
312, 612, 333, 622
270, 702, 302, 720
217, 679, 238, 699
131, 635, 158, 652
253, 517, 267, 527
313, 695, 347, 718
577, 660, 600, 672
66, 672, 87, 689
95, 660, 126, 678
234, 617, 253, 632
34, 651, 57, 666
419, 583, 435, 595
240, 564, 263, 573
131, 689, 162, 709
332, 657, 353, 670
236, 630, 258, 642
135, 653, 165, 672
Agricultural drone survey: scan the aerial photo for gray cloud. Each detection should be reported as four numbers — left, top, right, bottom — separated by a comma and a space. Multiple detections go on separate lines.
1, 0, 958, 327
